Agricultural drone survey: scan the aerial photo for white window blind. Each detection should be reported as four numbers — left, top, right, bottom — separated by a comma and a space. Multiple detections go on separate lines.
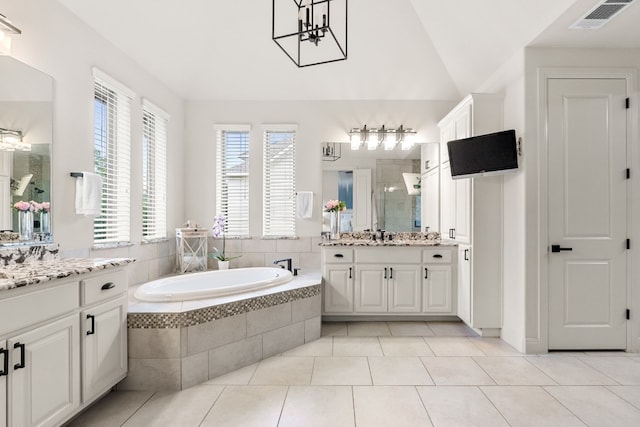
262, 125, 297, 237
93, 69, 133, 244
142, 99, 168, 241
215, 125, 251, 237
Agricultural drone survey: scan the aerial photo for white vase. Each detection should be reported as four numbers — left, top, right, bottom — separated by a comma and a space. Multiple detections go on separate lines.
218, 260, 230, 270
329, 211, 341, 240
18, 210, 33, 241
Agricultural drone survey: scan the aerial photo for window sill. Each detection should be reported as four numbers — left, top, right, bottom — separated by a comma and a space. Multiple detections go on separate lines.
261, 236, 299, 240
92, 241, 134, 250
141, 238, 169, 245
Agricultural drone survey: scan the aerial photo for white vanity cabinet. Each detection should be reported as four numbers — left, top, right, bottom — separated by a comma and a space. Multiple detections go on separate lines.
80, 270, 128, 404
322, 248, 354, 313
322, 246, 455, 317
0, 267, 128, 427
438, 93, 504, 335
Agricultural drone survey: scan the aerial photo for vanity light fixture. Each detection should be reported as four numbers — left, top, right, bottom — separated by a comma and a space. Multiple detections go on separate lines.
348, 124, 417, 151
0, 128, 30, 152
0, 13, 21, 56
272, 0, 348, 67
321, 142, 342, 161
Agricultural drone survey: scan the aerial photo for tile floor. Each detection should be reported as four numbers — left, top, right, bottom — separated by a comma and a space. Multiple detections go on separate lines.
67, 321, 640, 427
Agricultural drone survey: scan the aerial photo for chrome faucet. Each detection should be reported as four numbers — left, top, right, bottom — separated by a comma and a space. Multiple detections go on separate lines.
273, 258, 292, 272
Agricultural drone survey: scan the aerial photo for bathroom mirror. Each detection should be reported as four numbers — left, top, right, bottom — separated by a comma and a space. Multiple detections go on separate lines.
322, 143, 431, 233
0, 57, 53, 244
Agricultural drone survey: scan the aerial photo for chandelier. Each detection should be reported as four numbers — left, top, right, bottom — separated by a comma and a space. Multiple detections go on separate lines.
272, 0, 348, 67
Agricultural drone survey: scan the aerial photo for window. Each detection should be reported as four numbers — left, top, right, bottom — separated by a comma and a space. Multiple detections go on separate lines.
142, 99, 168, 241
262, 125, 297, 237
215, 125, 250, 237
93, 69, 134, 244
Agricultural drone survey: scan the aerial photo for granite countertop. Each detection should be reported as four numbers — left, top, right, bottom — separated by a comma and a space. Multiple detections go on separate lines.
0, 258, 135, 291
319, 239, 453, 247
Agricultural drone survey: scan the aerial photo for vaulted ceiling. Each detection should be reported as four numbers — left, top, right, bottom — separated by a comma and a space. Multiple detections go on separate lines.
56, 0, 640, 101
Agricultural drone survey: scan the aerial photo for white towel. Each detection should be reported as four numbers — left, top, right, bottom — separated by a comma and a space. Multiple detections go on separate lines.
296, 191, 314, 219
75, 172, 103, 216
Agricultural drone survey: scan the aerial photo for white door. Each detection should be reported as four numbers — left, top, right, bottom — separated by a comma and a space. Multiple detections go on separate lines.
1, 340, 6, 427
82, 297, 128, 403
454, 178, 471, 243
352, 169, 372, 231
323, 264, 354, 313
547, 78, 628, 350
440, 163, 454, 238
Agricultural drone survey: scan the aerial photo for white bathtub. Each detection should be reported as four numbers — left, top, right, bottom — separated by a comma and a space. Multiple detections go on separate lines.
134, 267, 294, 302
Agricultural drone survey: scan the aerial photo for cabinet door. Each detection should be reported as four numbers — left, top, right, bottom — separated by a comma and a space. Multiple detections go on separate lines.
440, 162, 455, 238
457, 245, 472, 324
388, 265, 421, 313
440, 121, 454, 164
454, 178, 471, 243
1, 340, 6, 427
422, 167, 440, 233
421, 143, 439, 173
454, 103, 472, 140
9, 315, 80, 427
355, 266, 387, 312
423, 265, 453, 313
323, 264, 354, 313
82, 296, 128, 403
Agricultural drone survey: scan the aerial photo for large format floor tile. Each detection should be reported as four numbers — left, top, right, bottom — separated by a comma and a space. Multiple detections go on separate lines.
333, 336, 384, 356
527, 356, 618, 385
421, 356, 495, 385
279, 386, 355, 427
354, 386, 433, 426
311, 356, 372, 385
417, 386, 510, 427
474, 357, 556, 385
200, 385, 287, 427
546, 386, 640, 426
72, 321, 640, 427
368, 356, 434, 385
425, 337, 486, 357
481, 386, 586, 427
122, 385, 224, 427
379, 336, 434, 356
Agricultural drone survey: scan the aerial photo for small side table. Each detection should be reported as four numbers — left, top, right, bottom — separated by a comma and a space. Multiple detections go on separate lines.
175, 227, 208, 273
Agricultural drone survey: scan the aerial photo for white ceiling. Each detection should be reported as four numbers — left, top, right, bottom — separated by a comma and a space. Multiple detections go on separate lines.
56, 0, 640, 101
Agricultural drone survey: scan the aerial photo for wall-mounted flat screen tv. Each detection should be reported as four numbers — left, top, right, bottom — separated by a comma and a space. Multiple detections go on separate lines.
447, 129, 518, 179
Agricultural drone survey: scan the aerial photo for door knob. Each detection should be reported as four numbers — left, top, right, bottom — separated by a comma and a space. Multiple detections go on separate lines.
551, 245, 573, 253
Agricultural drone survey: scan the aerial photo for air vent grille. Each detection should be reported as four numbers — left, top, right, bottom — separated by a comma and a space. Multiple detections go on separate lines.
585, 4, 626, 19
570, 0, 635, 29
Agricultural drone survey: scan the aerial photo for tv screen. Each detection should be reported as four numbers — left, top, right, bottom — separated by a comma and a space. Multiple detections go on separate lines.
447, 129, 518, 179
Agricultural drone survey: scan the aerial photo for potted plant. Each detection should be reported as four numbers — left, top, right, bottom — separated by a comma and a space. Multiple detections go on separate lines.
324, 199, 346, 240
209, 214, 241, 269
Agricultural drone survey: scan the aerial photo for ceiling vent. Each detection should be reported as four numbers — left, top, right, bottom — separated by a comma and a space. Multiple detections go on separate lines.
570, 0, 635, 29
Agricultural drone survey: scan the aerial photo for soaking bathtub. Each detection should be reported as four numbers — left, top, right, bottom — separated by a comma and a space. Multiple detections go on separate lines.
134, 267, 294, 302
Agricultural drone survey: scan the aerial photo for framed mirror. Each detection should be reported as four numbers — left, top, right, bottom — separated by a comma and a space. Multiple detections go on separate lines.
0, 57, 53, 244
322, 143, 432, 233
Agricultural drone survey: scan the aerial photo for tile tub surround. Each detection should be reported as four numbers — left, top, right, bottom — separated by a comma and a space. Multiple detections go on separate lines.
123, 272, 322, 390
0, 257, 135, 291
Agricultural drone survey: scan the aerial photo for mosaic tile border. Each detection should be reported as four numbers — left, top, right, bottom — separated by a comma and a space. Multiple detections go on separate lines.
127, 284, 321, 329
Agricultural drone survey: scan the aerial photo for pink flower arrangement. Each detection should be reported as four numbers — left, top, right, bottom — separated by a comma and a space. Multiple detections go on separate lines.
324, 200, 346, 213
13, 200, 51, 213
13, 201, 33, 212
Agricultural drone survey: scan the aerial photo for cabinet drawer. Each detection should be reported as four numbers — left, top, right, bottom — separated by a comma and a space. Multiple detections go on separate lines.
0, 281, 79, 336
423, 248, 452, 263
323, 248, 353, 263
82, 269, 127, 305
356, 248, 422, 264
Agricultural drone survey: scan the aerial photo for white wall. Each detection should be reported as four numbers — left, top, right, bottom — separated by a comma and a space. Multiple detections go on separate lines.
523, 47, 640, 353
1, 0, 185, 284
184, 100, 455, 238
